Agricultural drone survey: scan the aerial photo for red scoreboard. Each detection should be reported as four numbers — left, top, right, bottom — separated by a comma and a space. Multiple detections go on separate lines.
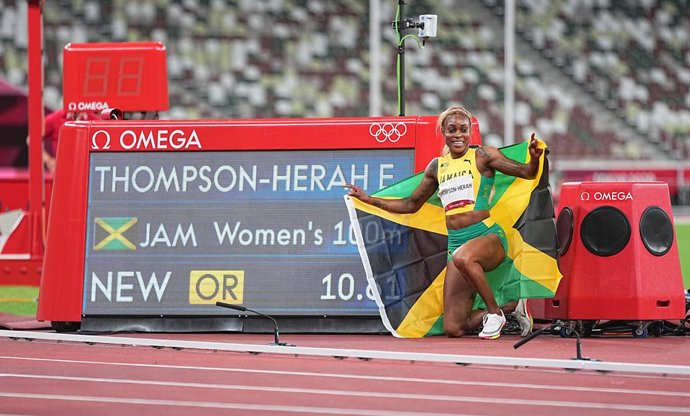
37, 117, 447, 332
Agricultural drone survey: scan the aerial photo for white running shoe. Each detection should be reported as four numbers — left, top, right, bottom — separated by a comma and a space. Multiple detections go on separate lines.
478, 310, 506, 339
513, 299, 534, 337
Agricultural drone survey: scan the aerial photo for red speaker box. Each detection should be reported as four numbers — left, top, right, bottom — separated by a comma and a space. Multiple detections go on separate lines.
546, 181, 685, 321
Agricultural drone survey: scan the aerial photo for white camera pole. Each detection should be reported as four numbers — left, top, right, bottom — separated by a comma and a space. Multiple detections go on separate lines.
369, 0, 382, 116
395, 0, 408, 116
504, 0, 516, 145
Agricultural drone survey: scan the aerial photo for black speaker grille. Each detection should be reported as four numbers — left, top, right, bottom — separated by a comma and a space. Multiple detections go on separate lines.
556, 207, 573, 256
639, 206, 674, 256
580, 206, 630, 257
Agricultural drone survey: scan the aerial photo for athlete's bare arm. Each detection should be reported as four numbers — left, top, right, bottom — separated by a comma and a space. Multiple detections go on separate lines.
477, 134, 542, 179
345, 158, 439, 214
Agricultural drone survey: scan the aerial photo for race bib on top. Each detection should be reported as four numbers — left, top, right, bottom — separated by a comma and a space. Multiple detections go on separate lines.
438, 174, 475, 212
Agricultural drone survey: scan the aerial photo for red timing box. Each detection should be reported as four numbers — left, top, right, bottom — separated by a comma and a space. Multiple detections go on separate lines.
547, 181, 685, 321
62, 42, 169, 113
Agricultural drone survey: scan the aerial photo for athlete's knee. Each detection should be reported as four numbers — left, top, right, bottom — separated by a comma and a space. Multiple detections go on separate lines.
452, 251, 473, 275
444, 321, 466, 338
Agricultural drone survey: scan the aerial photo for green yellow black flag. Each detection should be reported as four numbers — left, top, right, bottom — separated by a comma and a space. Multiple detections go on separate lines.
344, 139, 561, 338
94, 217, 138, 251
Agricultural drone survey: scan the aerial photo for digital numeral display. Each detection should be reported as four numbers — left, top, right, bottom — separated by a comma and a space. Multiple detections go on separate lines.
63, 42, 168, 112
82, 57, 144, 97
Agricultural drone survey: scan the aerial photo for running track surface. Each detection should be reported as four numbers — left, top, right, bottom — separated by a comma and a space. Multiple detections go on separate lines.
1, 331, 690, 415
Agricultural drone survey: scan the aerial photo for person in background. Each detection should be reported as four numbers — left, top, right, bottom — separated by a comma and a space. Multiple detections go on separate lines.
345, 106, 542, 339
39, 109, 98, 173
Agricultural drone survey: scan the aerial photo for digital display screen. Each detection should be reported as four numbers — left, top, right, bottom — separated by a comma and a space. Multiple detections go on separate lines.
82, 57, 144, 97
63, 42, 169, 112
83, 149, 415, 316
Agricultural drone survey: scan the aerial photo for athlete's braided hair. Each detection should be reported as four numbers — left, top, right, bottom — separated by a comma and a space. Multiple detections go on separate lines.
437, 106, 473, 156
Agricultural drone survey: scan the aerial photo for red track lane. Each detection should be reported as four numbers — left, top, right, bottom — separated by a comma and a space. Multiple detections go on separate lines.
1, 335, 690, 416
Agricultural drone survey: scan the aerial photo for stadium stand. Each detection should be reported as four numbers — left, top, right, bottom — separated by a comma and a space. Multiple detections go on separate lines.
391, 0, 644, 159
1, 0, 687, 161
512, 0, 690, 159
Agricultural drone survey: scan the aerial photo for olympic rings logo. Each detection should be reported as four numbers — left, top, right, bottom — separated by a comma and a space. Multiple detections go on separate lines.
369, 122, 408, 143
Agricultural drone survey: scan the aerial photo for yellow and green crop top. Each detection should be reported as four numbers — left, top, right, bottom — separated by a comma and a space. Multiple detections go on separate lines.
437, 147, 494, 216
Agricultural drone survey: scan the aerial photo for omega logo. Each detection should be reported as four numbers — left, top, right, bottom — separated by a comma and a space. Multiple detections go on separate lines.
91, 130, 111, 150
68, 101, 111, 111
580, 191, 633, 201
91, 129, 202, 150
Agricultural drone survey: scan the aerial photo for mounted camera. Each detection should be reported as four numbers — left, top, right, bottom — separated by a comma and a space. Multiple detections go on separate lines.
418, 14, 438, 38
99, 108, 123, 120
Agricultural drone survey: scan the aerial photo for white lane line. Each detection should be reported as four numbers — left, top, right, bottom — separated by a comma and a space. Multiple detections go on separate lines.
0, 392, 477, 416
0, 359, 688, 398
0, 386, 688, 414
1, 330, 689, 375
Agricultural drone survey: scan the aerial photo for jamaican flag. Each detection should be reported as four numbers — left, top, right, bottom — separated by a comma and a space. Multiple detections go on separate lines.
344, 139, 561, 338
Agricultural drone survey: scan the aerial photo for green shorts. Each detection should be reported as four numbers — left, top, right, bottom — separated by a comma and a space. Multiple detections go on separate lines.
447, 219, 508, 261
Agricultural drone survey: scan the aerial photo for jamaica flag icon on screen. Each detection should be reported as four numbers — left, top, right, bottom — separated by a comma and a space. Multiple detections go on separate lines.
94, 217, 138, 251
